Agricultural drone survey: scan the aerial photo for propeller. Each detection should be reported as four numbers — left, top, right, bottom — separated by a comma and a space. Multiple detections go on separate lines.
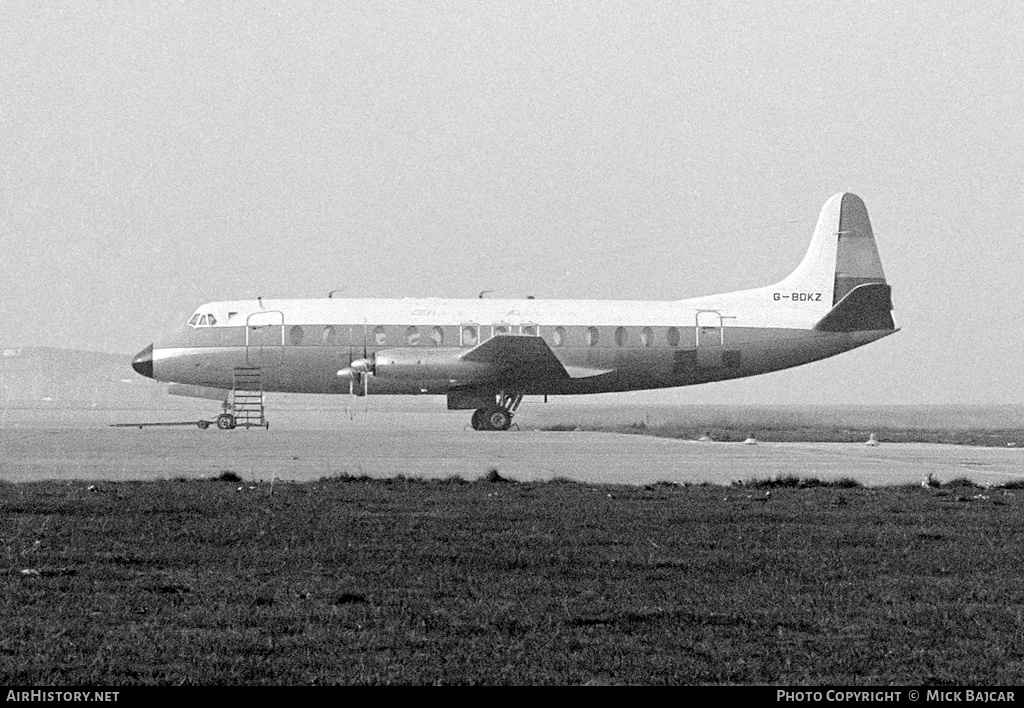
337, 324, 373, 416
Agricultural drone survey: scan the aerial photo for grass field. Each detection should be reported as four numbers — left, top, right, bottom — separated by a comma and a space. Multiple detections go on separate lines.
3, 474, 1024, 685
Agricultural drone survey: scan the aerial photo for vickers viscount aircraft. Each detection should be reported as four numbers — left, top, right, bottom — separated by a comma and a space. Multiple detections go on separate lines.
131, 193, 896, 431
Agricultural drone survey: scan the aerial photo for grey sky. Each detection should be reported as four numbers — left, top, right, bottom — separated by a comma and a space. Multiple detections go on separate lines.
2, 2, 1022, 404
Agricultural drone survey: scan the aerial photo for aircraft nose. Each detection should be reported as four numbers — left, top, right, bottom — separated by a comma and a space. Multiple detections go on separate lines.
132, 344, 154, 379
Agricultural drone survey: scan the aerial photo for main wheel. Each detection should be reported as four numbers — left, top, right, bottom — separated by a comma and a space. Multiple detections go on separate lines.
216, 413, 236, 430
483, 406, 512, 431
470, 409, 485, 430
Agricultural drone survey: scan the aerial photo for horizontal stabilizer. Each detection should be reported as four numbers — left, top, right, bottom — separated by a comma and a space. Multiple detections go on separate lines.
813, 283, 895, 332
461, 335, 570, 381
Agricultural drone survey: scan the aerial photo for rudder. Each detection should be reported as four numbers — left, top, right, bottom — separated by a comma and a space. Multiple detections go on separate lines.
833, 193, 887, 304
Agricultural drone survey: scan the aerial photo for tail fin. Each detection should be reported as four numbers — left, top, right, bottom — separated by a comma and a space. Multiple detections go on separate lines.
777, 193, 888, 305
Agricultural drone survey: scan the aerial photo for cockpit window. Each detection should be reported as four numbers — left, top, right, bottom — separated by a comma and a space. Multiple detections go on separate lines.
189, 312, 218, 327
189, 313, 219, 329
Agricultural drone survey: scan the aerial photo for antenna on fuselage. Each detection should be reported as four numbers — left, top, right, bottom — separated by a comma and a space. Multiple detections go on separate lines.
478, 290, 494, 299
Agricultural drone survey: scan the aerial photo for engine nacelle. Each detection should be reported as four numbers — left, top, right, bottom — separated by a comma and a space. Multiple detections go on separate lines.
372, 348, 496, 382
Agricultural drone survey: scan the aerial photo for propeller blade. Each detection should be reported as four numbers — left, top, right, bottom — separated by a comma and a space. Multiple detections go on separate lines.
348, 376, 355, 420
363, 322, 370, 411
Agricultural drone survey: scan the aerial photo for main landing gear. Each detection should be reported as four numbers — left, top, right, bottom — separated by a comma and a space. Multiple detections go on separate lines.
470, 392, 523, 431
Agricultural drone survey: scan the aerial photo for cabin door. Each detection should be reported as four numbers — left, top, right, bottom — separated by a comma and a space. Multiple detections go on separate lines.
246, 311, 284, 368
695, 310, 724, 368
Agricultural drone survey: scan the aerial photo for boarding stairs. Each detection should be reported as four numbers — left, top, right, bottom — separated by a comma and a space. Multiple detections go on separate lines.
231, 367, 268, 429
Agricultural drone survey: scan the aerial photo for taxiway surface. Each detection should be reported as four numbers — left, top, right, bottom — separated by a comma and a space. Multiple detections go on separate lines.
2, 410, 1022, 486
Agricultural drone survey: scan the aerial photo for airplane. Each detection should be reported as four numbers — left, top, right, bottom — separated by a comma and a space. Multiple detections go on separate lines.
131, 192, 896, 431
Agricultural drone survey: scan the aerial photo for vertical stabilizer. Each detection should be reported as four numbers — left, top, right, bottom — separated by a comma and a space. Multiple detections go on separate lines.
775, 192, 888, 307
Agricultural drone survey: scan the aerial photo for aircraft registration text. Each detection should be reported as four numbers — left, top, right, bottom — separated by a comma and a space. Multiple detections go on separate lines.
774, 292, 822, 302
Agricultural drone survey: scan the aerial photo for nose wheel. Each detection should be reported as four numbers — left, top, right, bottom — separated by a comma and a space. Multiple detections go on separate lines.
216, 413, 236, 430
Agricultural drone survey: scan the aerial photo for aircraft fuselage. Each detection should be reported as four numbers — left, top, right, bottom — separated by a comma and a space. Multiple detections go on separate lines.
143, 296, 891, 397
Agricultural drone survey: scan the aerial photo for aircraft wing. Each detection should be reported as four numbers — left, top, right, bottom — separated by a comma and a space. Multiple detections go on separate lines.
461, 335, 613, 381
461, 335, 569, 380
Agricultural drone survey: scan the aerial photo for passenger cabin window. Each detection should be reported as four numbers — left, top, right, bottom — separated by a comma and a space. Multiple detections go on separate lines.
462, 325, 478, 346
289, 325, 304, 345
406, 326, 420, 345
586, 327, 599, 346
493, 324, 510, 337
666, 327, 680, 347
322, 326, 336, 343
553, 326, 566, 347
614, 327, 627, 347
521, 324, 537, 336
641, 327, 654, 347
430, 326, 444, 346
373, 326, 386, 346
